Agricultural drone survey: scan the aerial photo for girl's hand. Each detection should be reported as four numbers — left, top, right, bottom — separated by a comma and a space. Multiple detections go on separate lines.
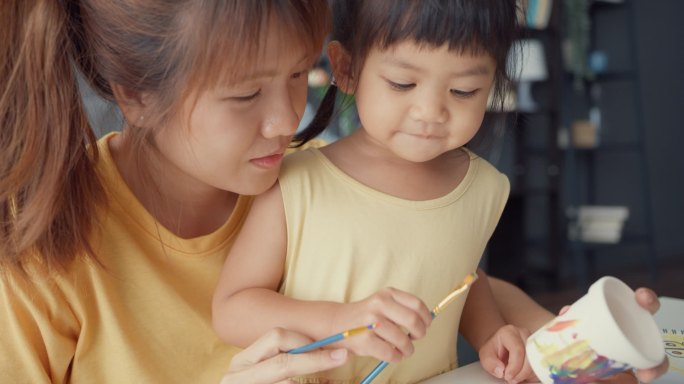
334, 287, 432, 363
220, 328, 348, 384
478, 324, 535, 384
557, 287, 669, 384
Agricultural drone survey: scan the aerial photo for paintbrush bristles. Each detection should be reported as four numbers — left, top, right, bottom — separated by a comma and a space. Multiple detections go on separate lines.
432, 272, 479, 315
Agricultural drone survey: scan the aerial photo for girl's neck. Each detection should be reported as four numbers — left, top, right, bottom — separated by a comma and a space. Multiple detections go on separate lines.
109, 132, 237, 238
321, 130, 470, 201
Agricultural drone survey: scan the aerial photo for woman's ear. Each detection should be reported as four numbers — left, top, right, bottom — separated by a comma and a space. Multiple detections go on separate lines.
327, 41, 355, 94
110, 82, 150, 127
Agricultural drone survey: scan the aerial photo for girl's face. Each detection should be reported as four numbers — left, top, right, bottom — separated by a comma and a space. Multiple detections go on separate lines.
353, 40, 496, 163
153, 22, 313, 196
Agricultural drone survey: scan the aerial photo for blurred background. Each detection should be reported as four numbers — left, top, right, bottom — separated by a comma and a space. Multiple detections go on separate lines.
481, 0, 684, 311
493, 0, 684, 309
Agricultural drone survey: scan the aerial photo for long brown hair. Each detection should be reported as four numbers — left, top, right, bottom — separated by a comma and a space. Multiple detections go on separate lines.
0, 0, 330, 273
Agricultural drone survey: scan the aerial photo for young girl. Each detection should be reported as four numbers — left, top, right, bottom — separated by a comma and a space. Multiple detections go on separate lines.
213, 1, 536, 383
0, 1, 338, 382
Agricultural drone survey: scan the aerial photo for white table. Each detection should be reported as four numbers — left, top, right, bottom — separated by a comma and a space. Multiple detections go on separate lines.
420, 362, 507, 383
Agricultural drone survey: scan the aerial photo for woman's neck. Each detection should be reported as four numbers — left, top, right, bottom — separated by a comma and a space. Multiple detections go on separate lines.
108, 132, 237, 238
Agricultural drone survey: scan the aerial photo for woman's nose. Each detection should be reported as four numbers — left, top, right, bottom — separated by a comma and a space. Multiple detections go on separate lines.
261, 90, 303, 139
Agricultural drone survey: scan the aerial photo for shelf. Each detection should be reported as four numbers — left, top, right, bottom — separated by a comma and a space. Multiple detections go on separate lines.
569, 234, 652, 249
570, 142, 641, 152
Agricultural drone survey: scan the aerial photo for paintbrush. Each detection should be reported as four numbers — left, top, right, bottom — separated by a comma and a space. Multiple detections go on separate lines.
288, 323, 379, 354
360, 272, 479, 384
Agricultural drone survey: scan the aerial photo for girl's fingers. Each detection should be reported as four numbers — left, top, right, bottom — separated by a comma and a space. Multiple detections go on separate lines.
479, 354, 506, 380
375, 288, 430, 339
510, 360, 535, 384
498, 327, 527, 383
557, 305, 571, 315
388, 288, 433, 327
369, 320, 414, 360
510, 327, 533, 383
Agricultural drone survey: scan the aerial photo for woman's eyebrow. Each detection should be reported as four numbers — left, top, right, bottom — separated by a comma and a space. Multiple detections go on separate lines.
234, 54, 310, 83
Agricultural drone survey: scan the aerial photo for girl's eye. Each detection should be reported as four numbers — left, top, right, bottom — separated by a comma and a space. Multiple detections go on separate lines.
229, 90, 261, 102
451, 89, 478, 98
388, 80, 415, 91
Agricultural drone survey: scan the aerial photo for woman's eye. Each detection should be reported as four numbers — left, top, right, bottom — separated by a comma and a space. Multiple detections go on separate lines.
388, 80, 415, 91
229, 90, 261, 102
291, 70, 307, 80
451, 89, 478, 98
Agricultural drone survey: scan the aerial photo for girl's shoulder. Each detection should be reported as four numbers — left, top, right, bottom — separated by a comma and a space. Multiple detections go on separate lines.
463, 148, 510, 193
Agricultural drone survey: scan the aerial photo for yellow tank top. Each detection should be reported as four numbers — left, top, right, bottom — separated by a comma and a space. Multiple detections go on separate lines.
278, 148, 510, 383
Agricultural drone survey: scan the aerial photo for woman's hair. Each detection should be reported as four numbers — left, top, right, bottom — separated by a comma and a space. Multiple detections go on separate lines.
0, 0, 330, 273
294, 0, 520, 146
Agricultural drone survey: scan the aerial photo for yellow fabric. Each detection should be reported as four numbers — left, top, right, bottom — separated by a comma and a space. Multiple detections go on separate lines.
0, 132, 250, 383
279, 148, 510, 384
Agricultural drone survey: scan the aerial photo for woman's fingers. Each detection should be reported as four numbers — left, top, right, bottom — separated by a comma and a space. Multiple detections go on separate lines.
634, 287, 660, 314
222, 328, 349, 384
635, 358, 669, 383
229, 328, 307, 370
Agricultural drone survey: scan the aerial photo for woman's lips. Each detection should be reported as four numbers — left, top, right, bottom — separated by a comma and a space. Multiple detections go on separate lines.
250, 153, 284, 169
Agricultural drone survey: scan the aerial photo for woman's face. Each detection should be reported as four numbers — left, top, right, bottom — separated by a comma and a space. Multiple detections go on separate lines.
153, 21, 314, 197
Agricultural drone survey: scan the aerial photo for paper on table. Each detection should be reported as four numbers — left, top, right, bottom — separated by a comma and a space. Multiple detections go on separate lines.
653, 296, 684, 384
419, 362, 506, 383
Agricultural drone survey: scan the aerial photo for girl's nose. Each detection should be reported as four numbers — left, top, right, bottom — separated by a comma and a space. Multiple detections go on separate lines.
409, 93, 448, 124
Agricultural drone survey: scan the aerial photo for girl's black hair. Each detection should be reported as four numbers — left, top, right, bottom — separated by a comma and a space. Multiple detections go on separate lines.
294, 0, 520, 146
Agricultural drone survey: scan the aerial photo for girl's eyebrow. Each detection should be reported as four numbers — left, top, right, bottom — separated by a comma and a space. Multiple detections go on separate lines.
382, 57, 492, 78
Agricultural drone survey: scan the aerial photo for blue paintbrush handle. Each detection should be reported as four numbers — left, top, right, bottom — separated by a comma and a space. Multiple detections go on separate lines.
288, 333, 344, 354
359, 312, 439, 382
288, 323, 377, 355
360, 361, 389, 384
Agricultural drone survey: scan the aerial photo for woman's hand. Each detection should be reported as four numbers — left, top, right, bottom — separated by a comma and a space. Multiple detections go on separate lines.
220, 328, 348, 384
556, 287, 669, 384
630, 287, 669, 383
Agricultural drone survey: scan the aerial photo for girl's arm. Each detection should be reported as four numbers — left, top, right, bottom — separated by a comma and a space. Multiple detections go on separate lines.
460, 269, 533, 383
211, 182, 432, 362
458, 268, 507, 350
487, 275, 554, 331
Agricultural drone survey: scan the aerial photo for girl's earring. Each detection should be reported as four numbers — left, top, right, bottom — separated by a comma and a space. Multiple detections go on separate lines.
330, 76, 338, 87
